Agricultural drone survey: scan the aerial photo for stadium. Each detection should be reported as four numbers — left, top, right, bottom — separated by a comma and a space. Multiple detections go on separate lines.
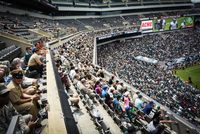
0, 0, 200, 134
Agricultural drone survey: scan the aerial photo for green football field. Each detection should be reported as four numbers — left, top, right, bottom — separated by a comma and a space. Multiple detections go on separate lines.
175, 64, 200, 91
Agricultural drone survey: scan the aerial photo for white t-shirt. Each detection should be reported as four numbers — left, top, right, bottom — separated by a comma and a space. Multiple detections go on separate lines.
170, 21, 177, 30
69, 69, 76, 80
181, 22, 185, 28
146, 121, 157, 134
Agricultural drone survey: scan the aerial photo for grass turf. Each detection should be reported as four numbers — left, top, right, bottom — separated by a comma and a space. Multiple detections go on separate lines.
175, 64, 200, 91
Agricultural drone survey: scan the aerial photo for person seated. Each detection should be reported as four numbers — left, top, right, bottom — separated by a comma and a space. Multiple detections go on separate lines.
143, 101, 155, 115
69, 94, 80, 109
28, 48, 44, 77
105, 93, 113, 108
113, 95, 122, 114
101, 85, 109, 98
94, 81, 101, 95
35, 41, 47, 56
10, 58, 38, 93
7, 69, 40, 121
0, 64, 11, 85
124, 126, 137, 134
69, 66, 78, 80
132, 91, 140, 102
127, 102, 138, 120
123, 91, 131, 111
134, 95, 143, 110
146, 108, 177, 134
24, 46, 33, 66
146, 117, 162, 134
77, 78, 95, 98
96, 68, 104, 78
0, 83, 37, 134
108, 76, 115, 86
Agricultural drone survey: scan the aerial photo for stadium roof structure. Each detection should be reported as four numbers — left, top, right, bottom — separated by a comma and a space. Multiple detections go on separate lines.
0, 0, 195, 16
52, 0, 193, 8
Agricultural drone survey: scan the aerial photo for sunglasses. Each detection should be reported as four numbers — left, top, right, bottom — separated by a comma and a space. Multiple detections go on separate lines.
13, 77, 23, 79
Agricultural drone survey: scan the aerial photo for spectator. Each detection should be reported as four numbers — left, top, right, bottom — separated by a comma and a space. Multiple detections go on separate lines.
113, 95, 122, 113
0, 65, 10, 84
143, 101, 155, 115
10, 58, 38, 90
134, 95, 143, 110
94, 81, 101, 95
69, 66, 77, 80
147, 110, 176, 134
28, 47, 44, 77
101, 85, 109, 98
24, 47, 32, 66
0, 83, 37, 134
108, 75, 115, 85
7, 69, 40, 121
69, 94, 80, 109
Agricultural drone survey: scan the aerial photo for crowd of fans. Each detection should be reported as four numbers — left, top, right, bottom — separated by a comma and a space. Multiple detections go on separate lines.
97, 29, 200, 127
53, 44, 178, 134
0, 42, 47, 133
50, 25, 198, 133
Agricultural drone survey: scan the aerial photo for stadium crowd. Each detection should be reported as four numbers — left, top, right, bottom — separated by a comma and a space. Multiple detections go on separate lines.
51, 27, 194, 133
97, 29, 200, 127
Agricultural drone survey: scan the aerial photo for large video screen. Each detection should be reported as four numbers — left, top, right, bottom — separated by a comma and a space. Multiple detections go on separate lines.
153, 16, 194, 32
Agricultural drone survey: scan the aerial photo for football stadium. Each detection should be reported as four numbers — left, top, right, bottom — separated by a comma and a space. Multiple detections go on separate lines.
0, 0, 200, 134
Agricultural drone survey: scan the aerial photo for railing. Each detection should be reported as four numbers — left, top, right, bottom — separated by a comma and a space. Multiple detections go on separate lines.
47, 50, 79, 134
6, 115, 20, 134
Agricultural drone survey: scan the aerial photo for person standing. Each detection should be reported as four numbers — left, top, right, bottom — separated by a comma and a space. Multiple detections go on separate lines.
169, 18, 178, 30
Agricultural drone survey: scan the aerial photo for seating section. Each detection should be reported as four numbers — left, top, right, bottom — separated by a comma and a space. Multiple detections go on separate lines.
97, 29, 200, 127
0, 45, 21, 62
0, 13, 43, 44
53, 47, 178, 133
0, 8, 200, 42
0, 41, 6, 50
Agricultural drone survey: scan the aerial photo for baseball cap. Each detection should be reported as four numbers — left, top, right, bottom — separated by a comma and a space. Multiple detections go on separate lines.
0, 83, 10, 95
11, 69, 24, 79
124, 91, 130, 96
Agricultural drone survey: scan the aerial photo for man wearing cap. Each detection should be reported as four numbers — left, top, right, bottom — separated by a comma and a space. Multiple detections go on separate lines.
0, 83, 36, 133
28, 47, 44, 77
7, 69, 40, 121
